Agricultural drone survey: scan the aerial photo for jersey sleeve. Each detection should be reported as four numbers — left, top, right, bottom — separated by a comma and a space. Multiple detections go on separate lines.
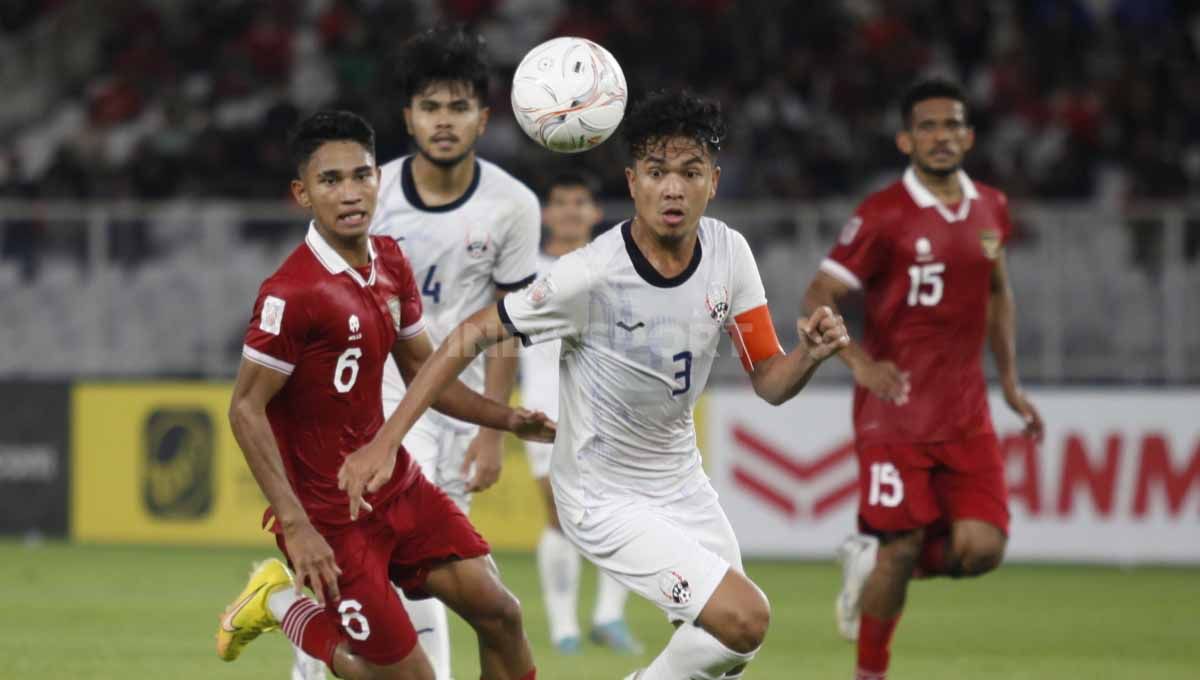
820, 205, 888, 290
385, 240, 425, 339
729, 230, 768, 317
493, 189, 541, 291
496, 249, 591, 347
242, 279, 308, 376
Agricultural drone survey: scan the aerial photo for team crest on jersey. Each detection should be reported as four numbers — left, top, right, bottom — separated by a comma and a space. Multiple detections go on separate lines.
839, 216, 863, 245
658, 570, 692, 605
915, 237, 934, 263
705, 283, 730, 324
387, 297, 402, 332
348, 314, 362, 340
525, 276, 555, 308
980, 229, 1001, 260
465, 230, 492, 259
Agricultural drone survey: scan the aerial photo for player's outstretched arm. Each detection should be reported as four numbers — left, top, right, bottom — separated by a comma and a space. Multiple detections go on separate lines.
987, 252, 1043, 440
737, 305, 851, 405
228, 359, 341, 604
339, 305, 553, 519
804, 271, 910, 403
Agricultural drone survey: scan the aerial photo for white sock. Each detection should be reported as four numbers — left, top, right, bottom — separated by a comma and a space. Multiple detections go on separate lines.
591, 569, 629, 627
640, 623, 757, 680
291, 644, 327, 680
267, 587, 300, 622
399, 587, 452, 680
537, 527, 582, 643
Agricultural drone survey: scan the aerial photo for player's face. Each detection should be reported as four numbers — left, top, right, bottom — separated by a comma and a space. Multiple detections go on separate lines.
404, 82, 490, 168
625, 137, 720, 245
291, 141, 380, 242
544, 185, 600, 243
897, 98, 974, 177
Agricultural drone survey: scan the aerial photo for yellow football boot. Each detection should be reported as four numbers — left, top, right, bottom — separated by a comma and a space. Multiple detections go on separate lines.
216, 558, 293, 661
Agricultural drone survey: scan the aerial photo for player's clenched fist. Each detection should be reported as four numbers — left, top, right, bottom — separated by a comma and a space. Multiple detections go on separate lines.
508, 408, 556, 443
797, 305, 851, 361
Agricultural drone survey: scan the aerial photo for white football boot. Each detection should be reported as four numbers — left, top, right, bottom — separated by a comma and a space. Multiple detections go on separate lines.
834, 533, 879, 641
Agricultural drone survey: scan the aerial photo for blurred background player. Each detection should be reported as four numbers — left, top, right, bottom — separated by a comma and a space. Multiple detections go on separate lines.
341, 90, 852, 680
802, 79, 1044, 680
519, 173, 641, 655
220, 110, 547, 680
284, 25, 542, 680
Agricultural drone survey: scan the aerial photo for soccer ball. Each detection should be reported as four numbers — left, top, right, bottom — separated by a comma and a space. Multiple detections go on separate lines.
511, 37, 627, 153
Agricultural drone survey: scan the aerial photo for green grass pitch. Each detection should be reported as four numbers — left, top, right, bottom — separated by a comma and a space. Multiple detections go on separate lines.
1, 541, 1196, 679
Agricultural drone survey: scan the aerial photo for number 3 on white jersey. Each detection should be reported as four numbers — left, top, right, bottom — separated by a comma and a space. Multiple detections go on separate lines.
334, 348, 362, 393
868, 462, 904, 507
907, 263, 944, 306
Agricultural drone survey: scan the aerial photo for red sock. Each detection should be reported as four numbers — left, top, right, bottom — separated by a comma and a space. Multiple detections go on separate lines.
915, 535, 948, 578
857, 614, 899, 680
281, 600, 343, 667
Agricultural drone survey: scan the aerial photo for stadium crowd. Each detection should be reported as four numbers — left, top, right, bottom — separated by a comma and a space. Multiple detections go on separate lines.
0, 0, 1196, 205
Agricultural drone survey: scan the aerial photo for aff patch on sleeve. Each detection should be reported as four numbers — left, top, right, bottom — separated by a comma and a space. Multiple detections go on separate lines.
525, 276, 555, 308
260, 296, 286, 335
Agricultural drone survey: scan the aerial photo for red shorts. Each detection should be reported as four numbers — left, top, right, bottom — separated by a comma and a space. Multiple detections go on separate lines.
856, 434, 1010, 536
274, 473, 490, 665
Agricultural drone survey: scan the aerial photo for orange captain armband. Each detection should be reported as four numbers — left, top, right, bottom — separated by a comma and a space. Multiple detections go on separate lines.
727, 304, 783, 372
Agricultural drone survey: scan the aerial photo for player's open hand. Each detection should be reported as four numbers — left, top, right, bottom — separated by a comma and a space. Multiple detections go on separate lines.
797, 306, 851, 362
854, 359, 911, 404
509, 408, 556, 443
282, 521, 342, 605
1004, 387, 1044, 442
337, 441, 396, 521
462, 430, 504, 493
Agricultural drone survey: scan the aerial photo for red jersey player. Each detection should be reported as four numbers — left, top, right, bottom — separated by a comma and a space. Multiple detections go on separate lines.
215, 110, 550, 680
803, 79, 1044, 680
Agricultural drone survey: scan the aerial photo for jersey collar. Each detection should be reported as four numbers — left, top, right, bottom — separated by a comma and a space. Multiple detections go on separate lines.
400, 155, 482, 213
305, 221, 377, 287
622, 219, 703, 288
902, 166, 979, 223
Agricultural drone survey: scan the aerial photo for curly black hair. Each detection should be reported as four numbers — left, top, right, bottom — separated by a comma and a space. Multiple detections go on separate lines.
901, 78, 969, 127
623, 89, 727, 161
287, 110, 375, 175
394, 25, 490, 104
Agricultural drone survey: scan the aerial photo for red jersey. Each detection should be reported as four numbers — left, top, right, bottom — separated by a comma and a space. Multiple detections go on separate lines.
822, 168, 1013, 446
242, 224, 426, 530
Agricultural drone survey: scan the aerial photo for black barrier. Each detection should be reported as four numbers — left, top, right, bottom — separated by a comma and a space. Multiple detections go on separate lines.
0, 381, 69, 536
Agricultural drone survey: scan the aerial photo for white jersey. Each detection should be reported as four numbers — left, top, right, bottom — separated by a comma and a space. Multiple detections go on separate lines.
519, 251, 562, 418
372, 155, 540, 426
499, 217, 768, 517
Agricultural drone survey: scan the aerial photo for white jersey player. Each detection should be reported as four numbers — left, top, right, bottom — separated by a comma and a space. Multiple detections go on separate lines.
520, 174, 640, 655
344, 90, 851, 680
288, 27, 537, 680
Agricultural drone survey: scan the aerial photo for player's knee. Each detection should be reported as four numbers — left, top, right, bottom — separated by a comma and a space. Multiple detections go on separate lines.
722, 590, 771, 653
471, 587, 525, 641
959, 540, 1005, 576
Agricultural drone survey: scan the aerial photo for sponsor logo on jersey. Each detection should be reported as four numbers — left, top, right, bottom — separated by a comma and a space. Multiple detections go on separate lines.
839, 216, 862, 245
387, 297, 402, 332
465, 230, 492, 259
526, 276, 555, 308
615, 320, 644, 332
658, 570, 692, 605
260, 296, 285, 335
143, 409, 213, 519
705, 283, 730, 324
348, 314, 362, 341
915, 237, 934, 263
980, 229, 1001, 260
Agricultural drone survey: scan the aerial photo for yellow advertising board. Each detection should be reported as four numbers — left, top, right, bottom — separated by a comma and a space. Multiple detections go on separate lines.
72, 382, 274, 547
70, 382, 709, 551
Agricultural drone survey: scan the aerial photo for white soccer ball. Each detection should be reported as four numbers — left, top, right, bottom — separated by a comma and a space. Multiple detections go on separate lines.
511, 37, 627, 154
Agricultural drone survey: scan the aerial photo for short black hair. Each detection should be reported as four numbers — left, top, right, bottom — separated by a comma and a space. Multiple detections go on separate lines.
901, 78, 969, 127
394, 25, 490, 104
288, 110, 376, 175
544, 172, 599, 200
623, 89, 726, 162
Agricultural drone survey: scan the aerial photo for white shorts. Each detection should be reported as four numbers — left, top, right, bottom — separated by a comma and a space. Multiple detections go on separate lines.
399, 413, 478, 513
557, 482, 743, 624
525, 441, 553, 479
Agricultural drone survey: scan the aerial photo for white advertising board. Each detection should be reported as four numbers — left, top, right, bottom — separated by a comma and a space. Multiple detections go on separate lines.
705, 388, 1200, 563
